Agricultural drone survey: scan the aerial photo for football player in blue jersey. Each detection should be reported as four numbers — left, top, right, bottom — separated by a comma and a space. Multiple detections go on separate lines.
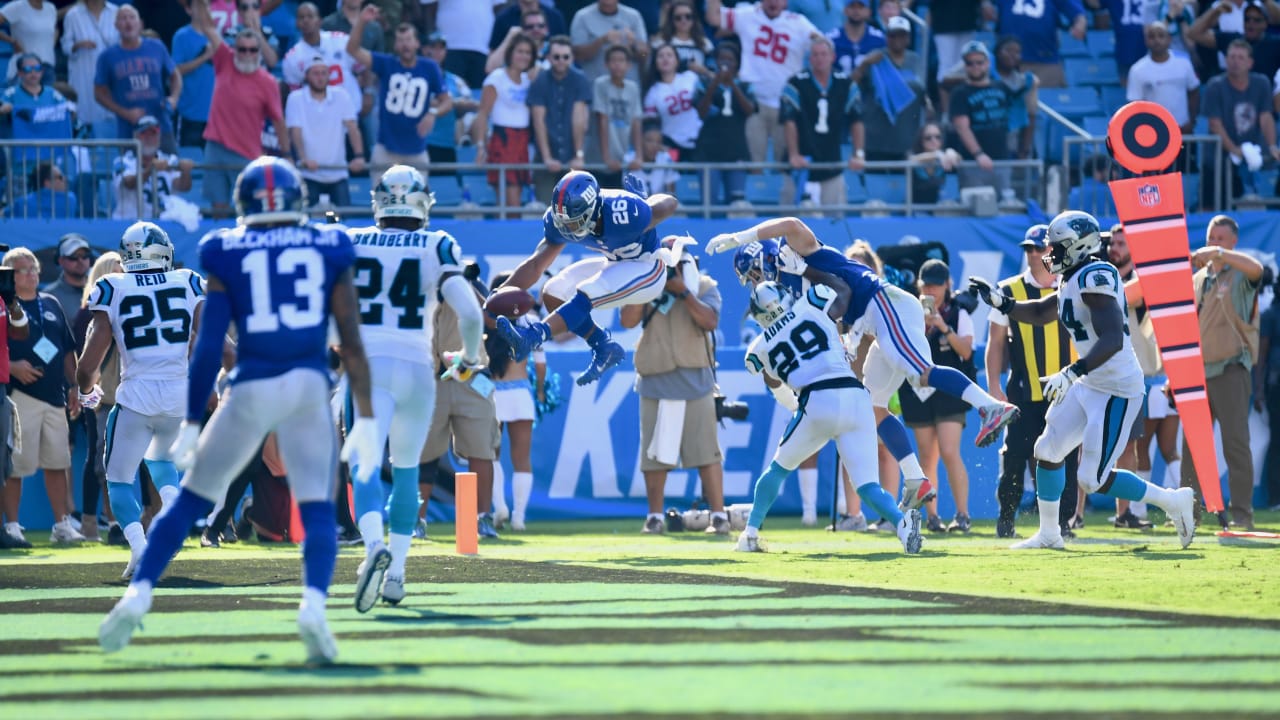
492, 170, 682, 385
99, 157, 381, 664
709, 217, 1021, 450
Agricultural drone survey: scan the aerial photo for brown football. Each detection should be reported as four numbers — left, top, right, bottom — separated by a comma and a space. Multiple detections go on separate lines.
484, 286, 535, 318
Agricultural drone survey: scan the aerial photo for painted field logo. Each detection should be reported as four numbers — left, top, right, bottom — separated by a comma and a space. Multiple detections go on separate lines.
1137, 183, 1161, 207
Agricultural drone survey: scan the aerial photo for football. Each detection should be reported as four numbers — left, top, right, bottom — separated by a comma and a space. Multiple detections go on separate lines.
484, 286, 535, 318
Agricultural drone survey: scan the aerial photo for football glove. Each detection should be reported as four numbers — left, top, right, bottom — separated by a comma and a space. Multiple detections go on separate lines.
1039, 364, 1081, 405
77, 385, 103, 410
622, 172, 649, 199
966, 276, 1014, 313
439, 351, 484, 382
706, 232, 746, 256
170, 421, 202, 471
777, 245, 807, 275
341, 417, 382, 484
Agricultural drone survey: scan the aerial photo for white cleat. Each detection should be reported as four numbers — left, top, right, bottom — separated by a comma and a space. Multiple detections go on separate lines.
801, 510, 818, 527
510, 514, 526, 532
735, 530, 766, 552
897, 510, 923, 554
381, 574, 406, 605
354, 543, 391, 614
297, 600, 338, 663
493, 508, 510, 529
98, 585, 151, 653
1167, 487, 1197, 549
121, 546, 144, 581
900, 477, 937, 511
51, 518, 86, 544
1009, 531, 1066, 550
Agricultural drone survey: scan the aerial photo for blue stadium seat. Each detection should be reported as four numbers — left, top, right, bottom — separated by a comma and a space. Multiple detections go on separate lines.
456, 143, 477, 166
1082, 115, 1109, 139
844, 171, 867, 204
1193, 115, 1208, 135
675, 173, 703, 205
1181, 173, 1200, 211
1087, 30, 1115, 58
431, 177, 464, 206
940, 173, 960, 203
862, 173, 906, 205
349, 175, 372, 205
744, 173, 783, 205
972, 31, 995, 52
1044, 121, 1093, 165
177, 146, 205, 164
1099, 85, 1127, 114
461, 174, 497, 205
1257, 168, 1279, 197
1058, 31, 1091, 58
1041, 87, 1100, 120
1064, 57, 1120, 87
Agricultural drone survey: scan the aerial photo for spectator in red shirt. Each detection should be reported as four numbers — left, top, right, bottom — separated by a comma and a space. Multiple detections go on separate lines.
0, 278, 30, 550
190, 0, 290, 218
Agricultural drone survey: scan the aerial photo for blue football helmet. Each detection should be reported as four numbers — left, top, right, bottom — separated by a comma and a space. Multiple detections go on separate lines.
120, 221, 173, 272
550, 170, 601, 238
732, 239, 781, 286
234, 156, 308, 226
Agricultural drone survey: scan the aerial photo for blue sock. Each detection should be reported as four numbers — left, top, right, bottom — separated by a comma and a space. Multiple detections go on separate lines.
133, 488, 213, 586
925, 365, 975, 398
143, 459, 179, 491
747, 462, 790, 528
352, 468, 387, 521
298, 501, 338, 595
107, 481, 142, 527
1105, 469, 1150, 502
1036, 464, 1066, 501
388, 466, 421, 535
555, 292, 596, 336
877, 415, 915, 462
857, 483, 903, 525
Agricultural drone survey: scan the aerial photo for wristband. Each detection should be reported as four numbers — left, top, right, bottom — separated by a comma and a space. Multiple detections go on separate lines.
428, 106, 439, 116
737, 228, 759, 246
1069, 359, 1089, 377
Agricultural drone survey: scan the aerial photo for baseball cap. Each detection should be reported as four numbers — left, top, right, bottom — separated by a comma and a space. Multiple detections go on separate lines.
306, 54, 328, 71
1020, 224, 1050, 249
134, 115, 160, 134
426, 31, 446, 46
59, 233, 91, 258
960, 40, 989, 59
846, 0, 869, 5
918, 258, 950, 286
886, 16, 911, 34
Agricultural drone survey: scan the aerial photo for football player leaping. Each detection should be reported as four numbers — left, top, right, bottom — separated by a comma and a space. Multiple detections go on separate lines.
99, 157, 380, 663
76, 222, 205, 581
345, 165, 484, 613
739, 281, 923, 554
493, 171, 681, 385
968, 210, 1197, 550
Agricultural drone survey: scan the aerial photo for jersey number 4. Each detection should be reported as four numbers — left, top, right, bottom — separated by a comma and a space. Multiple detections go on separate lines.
120, 288, 191, 350
767, 319, 829, 383
354, 257, 427, 329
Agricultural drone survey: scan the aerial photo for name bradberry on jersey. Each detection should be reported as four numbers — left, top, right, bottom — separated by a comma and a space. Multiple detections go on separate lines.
347, 225, 462, 363
745, 285, 852, 391
719, 3, 819, 108
89, 269, 205, 417
542, 189, 659, 260
1058, 259, 1144, 397
198, 222, 356, 384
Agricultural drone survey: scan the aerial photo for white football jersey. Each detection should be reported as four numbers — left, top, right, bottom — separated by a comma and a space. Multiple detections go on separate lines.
721, 2, 819, 107
643, 70, 704, 149
745, 285, 852, 392
89, 269, 206, 417
282, 32, 363, 113
348, 225, 463, 363
1057, 260, 1144, 397
112, 151, 182, 220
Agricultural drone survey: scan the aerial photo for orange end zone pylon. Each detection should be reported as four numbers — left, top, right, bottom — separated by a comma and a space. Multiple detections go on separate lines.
1106, 101, 1225, 516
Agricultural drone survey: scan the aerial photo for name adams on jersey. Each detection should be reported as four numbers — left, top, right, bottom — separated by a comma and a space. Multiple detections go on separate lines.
745, 285, 853, 392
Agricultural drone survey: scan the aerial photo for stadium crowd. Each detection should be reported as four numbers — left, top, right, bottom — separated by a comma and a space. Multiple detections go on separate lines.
5, 0, 1280, 219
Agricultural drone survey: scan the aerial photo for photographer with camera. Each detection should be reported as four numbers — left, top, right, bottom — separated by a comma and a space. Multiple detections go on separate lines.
619, 240, 729, 536
0, 253, 30, 549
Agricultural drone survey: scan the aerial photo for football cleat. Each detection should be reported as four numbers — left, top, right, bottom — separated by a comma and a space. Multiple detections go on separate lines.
735, 530, 766, 552
381, 574, 406, 605
801, 510, 817, 527
827, 513, 868, 532
122, 545, 143, 580
494, 316, 545, 361
354, 544, 391, 614
99, 585, 151, 653
478, 513, 500, 539
510, 513, 527, 532
642, 516, 664, 535
707, 514, 731, 535
900, 477, 937, 511
897, 510, 923, 554
1009, 531, 1066, 550
975, 403, 1020, 448
576, 340, 625, 386
1167, 487, 1197, 549
297, 599, 338, 663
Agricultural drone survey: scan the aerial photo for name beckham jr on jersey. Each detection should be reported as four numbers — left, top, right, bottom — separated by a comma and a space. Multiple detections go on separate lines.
219, 227, 343, 250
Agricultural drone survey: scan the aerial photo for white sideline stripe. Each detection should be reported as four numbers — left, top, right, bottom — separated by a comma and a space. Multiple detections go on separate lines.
1125, 218, 1186, 234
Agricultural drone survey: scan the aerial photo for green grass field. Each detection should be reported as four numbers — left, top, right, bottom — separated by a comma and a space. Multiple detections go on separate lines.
2, 514, 1279, 719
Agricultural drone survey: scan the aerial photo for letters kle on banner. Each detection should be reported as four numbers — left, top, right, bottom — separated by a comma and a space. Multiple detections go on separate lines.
1105, 101, 1226, 519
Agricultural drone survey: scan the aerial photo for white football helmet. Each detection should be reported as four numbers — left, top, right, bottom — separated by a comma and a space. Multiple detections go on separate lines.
120, 221, 173, 272
373, 165, 435, 226
1044, 210, 1103, 275
748, 281, 794, 327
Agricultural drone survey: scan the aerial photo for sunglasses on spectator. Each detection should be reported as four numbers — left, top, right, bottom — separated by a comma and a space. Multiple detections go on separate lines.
924, 133, 941, 140
66, 253, 92, 262
550, 52, 572, 60
964, 57, 986, 66
13, 266, 38, 275
20, 64, 41, 73
239, 3, 260, 10
237, 46, 261, 54
524, 22, 546, 29
674, 13, 693, 20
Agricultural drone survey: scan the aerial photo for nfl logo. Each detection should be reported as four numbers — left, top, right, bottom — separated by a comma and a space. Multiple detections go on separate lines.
1137, 183, 1160, 207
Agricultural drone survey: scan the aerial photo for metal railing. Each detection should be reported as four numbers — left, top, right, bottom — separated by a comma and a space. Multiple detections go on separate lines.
1061, 134, 1224, 216
0, 139, 144, 220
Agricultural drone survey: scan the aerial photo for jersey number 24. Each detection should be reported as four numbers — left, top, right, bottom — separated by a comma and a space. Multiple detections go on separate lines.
354, 257, 427, 329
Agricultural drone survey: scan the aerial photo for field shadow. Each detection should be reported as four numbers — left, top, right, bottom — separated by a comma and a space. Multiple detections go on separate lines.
593, 556, 739, 568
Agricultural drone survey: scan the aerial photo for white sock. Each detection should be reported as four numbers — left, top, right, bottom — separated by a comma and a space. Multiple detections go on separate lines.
962, 384, 998, 409
1141, 484, 1175, 512
388, 532, 411, 577
123, 522, 146, 553
1164, 459, 1182, 489
711, 511, 727, 521
1130, 472, 1151, 517
512, 472, 533, 519
491, 464, 508, 515
358, 511, 384, 553
900, 454, 925, 480
744, 525, 759, 536
158, 484, 179, 511
1038, 498, 1061, 537
798, 468, 818, 514
301, 585, 327, 610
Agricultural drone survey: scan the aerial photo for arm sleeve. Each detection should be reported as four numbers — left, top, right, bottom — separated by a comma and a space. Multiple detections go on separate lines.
186, 289, 232, 421
440, 274, 483, 362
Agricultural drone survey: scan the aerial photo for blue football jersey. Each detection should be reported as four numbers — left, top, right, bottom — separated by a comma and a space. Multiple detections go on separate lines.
788, 245, 886, 326
543, 189, 659, 260
198, 222, 356, 383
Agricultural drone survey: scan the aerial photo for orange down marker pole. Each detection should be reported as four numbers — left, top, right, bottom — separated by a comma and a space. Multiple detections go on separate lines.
455, 472, 479, 555
1106, 101, 1225, 515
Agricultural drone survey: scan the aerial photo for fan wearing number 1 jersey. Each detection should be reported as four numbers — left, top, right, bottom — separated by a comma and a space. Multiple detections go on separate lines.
99, 157, 380, 665
345, 164, 483, 612
76, 222, 205, 582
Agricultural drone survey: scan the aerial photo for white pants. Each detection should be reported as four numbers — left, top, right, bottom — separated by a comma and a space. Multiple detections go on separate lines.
369, 355, 437, 470
183, 369, 338, 504
1034, 383, 1144, 493
542, 255, 667, 310
859, 285, 935, 407
104, 405, 182, 485
773, 384, 878, 489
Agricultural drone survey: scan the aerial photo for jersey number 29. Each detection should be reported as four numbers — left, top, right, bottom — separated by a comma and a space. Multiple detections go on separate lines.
767, 319, 829, 383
